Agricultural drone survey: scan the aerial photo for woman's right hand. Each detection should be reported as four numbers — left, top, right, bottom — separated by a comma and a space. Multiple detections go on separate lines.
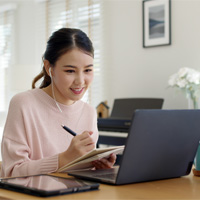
58, 131, 95, 168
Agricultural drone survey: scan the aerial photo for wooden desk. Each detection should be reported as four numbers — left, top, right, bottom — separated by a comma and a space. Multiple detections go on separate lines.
0, 172, 200, 200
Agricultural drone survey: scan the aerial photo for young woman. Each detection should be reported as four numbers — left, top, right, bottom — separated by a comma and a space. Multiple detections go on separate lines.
1, 28, 116, 177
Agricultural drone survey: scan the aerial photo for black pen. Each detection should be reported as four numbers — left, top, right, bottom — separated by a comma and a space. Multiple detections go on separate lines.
61, 124, 77, 137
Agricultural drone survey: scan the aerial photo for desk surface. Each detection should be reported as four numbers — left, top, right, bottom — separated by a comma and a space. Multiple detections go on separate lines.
0, 172, 200, 200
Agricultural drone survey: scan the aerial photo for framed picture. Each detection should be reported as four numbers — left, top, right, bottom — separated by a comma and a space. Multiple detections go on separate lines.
143, 0, 171, 48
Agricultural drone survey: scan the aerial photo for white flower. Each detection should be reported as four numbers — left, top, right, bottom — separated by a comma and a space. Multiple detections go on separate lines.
176, 79, 187, 88
168, 68, 200, 88
168, 67, 200, 101
177, 67, 190, 78
186, 71, 200, 84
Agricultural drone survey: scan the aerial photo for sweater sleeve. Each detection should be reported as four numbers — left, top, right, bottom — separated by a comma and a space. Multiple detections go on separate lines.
1, 93, 58, 177
1, 137, 58, 177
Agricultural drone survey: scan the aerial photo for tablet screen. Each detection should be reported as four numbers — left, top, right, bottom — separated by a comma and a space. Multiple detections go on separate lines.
0, 174, 99, 197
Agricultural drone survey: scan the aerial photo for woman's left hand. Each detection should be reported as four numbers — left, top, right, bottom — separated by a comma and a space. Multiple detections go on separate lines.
92, 153, 117, 169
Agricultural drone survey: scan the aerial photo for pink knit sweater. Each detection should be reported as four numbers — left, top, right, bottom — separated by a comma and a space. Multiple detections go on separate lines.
0, 89, 98, 177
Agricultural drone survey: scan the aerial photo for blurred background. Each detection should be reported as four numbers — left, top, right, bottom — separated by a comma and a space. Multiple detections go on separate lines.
0, 0, 200, 150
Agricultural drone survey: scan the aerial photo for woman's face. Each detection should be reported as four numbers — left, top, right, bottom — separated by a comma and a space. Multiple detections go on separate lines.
49, 49, 94, 105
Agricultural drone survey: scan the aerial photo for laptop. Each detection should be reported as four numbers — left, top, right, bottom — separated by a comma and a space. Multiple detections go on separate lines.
69, 109, 200, 185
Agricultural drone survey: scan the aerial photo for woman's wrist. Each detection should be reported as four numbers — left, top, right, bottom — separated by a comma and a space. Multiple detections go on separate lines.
58, 151, 71, 168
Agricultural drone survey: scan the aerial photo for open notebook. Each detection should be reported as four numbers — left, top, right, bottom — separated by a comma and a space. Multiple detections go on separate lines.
58, 145, 124, 172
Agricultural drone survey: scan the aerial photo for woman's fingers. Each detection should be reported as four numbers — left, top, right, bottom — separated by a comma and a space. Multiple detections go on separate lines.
78, 131, 93, 141
108, 153, 117, 163
71, 131, 95, 154
92, 154, 117, 169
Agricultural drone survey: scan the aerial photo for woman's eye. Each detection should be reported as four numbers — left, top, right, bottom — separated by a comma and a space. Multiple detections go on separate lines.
65, 70, 75, 73
85, 69, 93, 73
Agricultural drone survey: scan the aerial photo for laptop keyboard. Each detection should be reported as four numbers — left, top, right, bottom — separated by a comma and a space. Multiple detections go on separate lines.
93, 173, 117, 180
72, 167, 119, 181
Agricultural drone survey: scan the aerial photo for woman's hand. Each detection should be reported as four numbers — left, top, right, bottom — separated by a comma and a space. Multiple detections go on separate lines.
92, 153, 117, 169
59, 131, 95, 168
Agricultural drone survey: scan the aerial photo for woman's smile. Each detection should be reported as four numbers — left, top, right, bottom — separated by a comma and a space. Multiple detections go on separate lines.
70, 87, 85, 95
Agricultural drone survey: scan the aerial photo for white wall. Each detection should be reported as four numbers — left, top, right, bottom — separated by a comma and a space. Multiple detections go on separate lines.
103, 0, 200, 110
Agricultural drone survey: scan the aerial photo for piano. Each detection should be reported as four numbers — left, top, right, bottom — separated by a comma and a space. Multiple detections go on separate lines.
98, 98, 164, 134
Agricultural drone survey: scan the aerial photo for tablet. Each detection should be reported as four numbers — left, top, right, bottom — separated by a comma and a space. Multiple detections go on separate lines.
0, 174, 99, 197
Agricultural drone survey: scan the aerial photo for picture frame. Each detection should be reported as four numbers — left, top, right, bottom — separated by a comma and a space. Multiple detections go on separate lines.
143, 0, 171, 48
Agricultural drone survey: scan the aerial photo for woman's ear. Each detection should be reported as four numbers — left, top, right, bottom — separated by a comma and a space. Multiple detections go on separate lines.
44, 60, 51, 77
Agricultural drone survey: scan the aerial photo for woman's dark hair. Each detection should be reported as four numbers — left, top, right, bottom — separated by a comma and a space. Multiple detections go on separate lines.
32, 28, 94, 89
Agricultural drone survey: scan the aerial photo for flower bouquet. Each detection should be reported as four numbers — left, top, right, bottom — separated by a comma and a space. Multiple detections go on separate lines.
168, 67, 200, 109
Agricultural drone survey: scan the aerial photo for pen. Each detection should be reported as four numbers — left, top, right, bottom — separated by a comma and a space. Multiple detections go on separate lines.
61, 124, 77, 137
